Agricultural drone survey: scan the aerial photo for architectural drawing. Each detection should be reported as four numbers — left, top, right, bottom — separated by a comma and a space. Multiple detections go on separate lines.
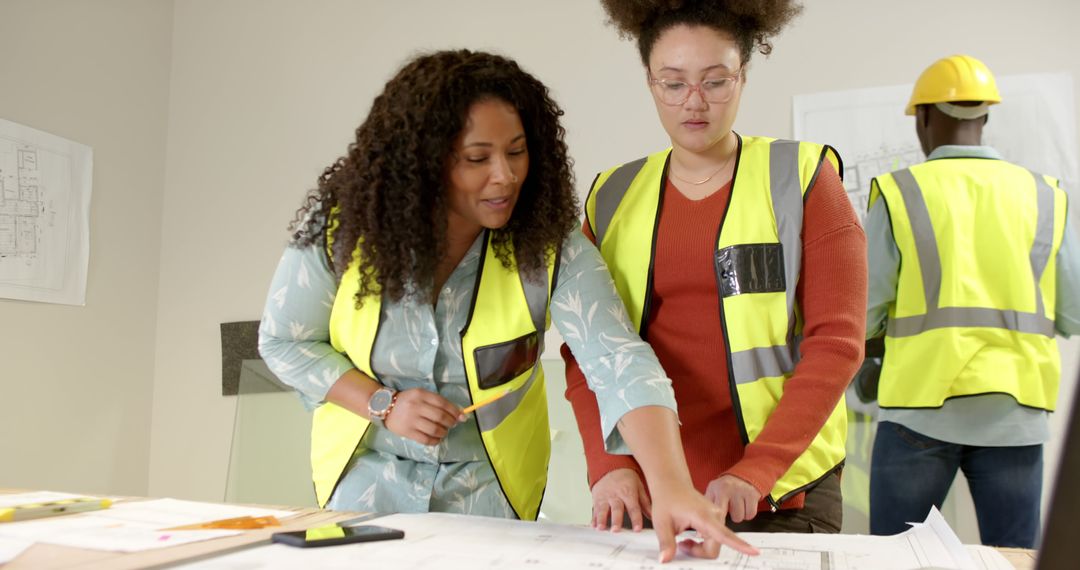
843, 146, 923, 216
794, 73, 1079, 225
176, 509, 1011, 569
0, 118, 92, 305
0, 143, 46, 258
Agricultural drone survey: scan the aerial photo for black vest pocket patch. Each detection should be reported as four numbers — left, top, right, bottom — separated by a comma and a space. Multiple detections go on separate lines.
474, 331, 540, 390
715, 243, 786, 297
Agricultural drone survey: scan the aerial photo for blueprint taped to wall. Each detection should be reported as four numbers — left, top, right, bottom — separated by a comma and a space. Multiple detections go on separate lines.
793, 72, 1079, 224
0, 118, 93, 305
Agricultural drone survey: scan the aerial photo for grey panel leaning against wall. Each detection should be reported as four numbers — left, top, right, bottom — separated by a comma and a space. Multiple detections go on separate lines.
220, 321, 291, 395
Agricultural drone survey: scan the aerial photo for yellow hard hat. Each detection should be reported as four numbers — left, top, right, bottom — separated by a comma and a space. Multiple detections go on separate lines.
905, 55, 1001, 115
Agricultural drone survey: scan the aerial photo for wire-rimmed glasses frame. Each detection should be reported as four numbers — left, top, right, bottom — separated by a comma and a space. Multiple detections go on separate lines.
648, 68, 743, 106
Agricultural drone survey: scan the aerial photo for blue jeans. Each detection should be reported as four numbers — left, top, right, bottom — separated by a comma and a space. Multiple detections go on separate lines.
870, 421, 1042, 548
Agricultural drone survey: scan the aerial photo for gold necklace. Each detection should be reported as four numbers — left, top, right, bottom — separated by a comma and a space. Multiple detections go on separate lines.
669, 152, 734, 185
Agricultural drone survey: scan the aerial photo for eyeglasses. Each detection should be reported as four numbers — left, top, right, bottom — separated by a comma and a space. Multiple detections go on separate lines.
648, 69, 743, 106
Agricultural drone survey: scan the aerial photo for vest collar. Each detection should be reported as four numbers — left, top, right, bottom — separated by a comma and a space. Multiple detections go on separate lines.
927, 145, 1002, 161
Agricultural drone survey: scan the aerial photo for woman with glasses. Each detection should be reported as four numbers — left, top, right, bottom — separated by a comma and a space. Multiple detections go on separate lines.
564, 0, 867, 534
259, 48, 758, 561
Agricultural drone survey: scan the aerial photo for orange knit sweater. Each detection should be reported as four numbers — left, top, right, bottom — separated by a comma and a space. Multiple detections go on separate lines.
562, 160, 866, 512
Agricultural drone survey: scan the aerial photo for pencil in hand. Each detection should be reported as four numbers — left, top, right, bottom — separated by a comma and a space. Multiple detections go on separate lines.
461, 387, 513, 415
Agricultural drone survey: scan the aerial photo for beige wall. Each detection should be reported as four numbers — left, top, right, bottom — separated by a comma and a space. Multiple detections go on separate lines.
2, 0, 1078, 535
0, 0, 173, 495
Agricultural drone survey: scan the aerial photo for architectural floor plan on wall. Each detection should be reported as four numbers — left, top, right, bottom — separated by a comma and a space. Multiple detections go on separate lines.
793, 72, 1079, 225
0, 118, 92, 305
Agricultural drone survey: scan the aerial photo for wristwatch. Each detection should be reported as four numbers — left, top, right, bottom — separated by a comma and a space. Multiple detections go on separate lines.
367, 387, 398, 428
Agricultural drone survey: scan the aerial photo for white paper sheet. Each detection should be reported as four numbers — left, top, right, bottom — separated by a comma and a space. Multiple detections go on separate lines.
0, 513, 240, 552
84, 498, 295, 528
0, 535, 33, 564
0, 118, 92, 305
173, 507, 1013, 569
0, 497, 296, 553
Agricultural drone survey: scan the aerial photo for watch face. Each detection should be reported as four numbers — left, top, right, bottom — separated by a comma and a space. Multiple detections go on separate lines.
369, 389, 393, 415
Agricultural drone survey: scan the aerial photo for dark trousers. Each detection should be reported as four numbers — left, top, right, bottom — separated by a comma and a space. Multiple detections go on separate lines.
870, 421, 1042, 548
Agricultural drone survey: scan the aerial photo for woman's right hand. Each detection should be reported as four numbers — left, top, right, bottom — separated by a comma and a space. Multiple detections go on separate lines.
591, 468, 652, 532
383, 388, 463, 446
648, 481, 759, 562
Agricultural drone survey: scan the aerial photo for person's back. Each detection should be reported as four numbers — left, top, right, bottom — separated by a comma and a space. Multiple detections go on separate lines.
865, 54, 1080, 548
872, 154, 1066, 410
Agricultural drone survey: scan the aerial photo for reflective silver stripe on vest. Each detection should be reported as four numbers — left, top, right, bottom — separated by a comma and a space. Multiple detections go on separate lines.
769, 140, 803, 326
731, 337, 803, 384
1030, 172, 1055, 320
475, 267, 549, 432
892, 169, 943, 311
886, 169, 1056, 338
594, 157, 647, 245
729, 140, 805, 383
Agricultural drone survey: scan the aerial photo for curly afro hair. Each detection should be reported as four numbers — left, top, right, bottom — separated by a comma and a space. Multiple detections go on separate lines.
600, 0, 802, 67
289, 49, 579, 306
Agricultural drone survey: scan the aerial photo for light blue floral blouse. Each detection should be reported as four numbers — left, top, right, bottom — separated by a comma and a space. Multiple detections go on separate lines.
258, 230, 676, 517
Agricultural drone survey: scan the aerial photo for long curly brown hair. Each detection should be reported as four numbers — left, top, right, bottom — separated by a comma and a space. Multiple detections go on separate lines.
600, 0, 802, 67
289, 50, 579, 306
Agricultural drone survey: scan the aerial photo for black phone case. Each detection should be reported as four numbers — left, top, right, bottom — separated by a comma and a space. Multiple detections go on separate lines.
271, 526, 404, 548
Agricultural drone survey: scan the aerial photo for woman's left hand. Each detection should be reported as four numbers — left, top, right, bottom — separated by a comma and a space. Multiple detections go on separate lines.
648, 483, 759, 563
704, 474, 763, 523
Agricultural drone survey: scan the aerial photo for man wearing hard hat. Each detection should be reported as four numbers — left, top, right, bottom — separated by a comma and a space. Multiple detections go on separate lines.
864, 55, 1080, 547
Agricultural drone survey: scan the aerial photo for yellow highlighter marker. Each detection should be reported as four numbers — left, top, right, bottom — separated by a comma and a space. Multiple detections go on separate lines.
461, 387, 513, 415
0, 497, 113, 523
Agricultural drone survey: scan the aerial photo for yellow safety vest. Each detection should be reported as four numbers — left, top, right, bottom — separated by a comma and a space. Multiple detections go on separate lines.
841, 408, 875, 524
870, 157, 1067, 410
585, 134, 848, 507
311, 229, 556, 520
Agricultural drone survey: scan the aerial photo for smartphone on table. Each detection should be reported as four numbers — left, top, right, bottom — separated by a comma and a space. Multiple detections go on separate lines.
271, 523, 404, 548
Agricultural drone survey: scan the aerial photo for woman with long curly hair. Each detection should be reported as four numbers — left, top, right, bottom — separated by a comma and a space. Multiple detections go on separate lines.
259, 49, 756, 561
564, 1, 867, 534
